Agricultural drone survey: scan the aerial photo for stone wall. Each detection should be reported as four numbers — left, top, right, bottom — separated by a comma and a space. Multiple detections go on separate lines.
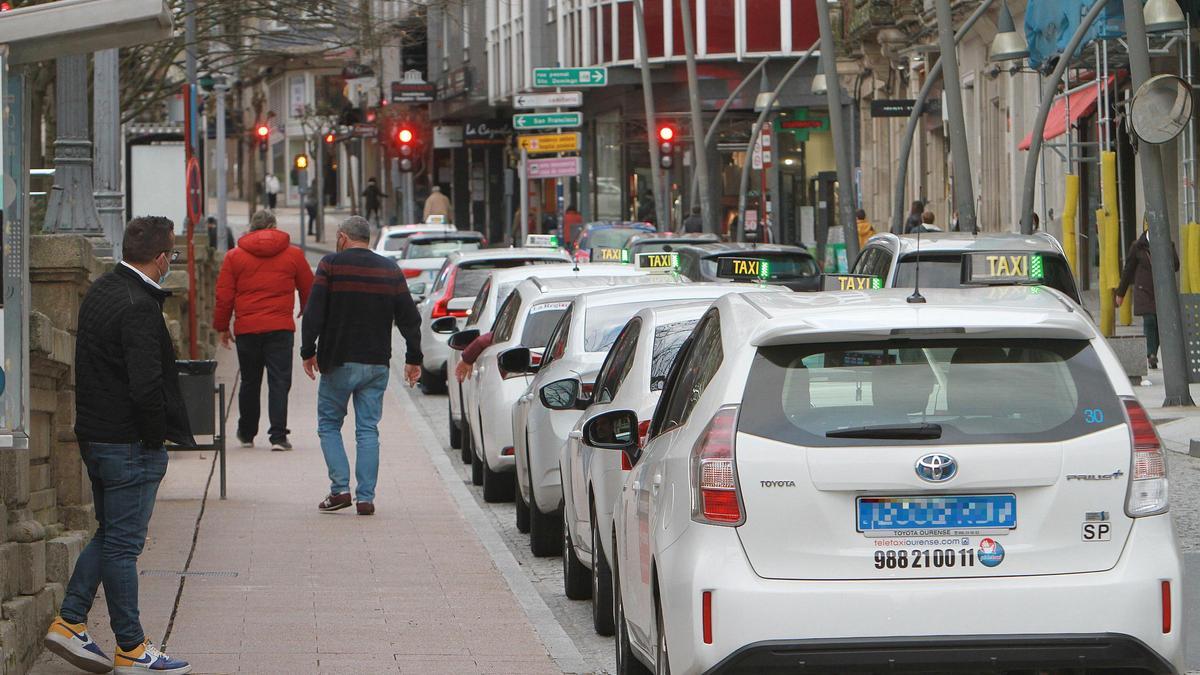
0, 234, 221, 675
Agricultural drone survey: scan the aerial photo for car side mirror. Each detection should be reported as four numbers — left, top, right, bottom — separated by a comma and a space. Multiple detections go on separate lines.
431, 316, 459, 335
582, 409, 640, 464
498, 347, 537, 375
409, 282, 427, 296
539, 378, 580, 411
447, 328, 481, 351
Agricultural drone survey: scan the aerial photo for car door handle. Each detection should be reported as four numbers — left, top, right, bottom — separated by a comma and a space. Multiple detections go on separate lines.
651, 473, 663, 494
568, 430, 582, 440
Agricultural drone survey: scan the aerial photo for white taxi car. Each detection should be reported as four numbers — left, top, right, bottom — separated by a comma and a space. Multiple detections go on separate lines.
458, 274, 663, 502
444, 262, 646, 456
417, 247, 569, 393
373, 222, 456, 259
582, 287, 1181, 674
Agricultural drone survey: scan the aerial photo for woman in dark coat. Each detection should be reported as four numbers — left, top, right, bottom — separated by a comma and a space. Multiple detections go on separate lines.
1116, 230, 1179, 369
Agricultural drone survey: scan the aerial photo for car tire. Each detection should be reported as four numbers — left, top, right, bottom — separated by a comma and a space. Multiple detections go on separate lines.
591, 503, 615, 636
563, 505, 591, 600
615, 546, 652, 675
419, 366, 446, 394
470, 443, 484, 486
482, 462, 515, 503
448, 399, 462, 450
529, 502, 561, 557
655, 590, 670, 675
516, 488, 531, 533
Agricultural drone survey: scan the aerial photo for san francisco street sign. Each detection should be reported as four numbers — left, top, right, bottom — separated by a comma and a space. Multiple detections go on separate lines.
518, 132, 582, 154
526, 157, 582, 179
514, 91, 583, 109
533, 67, 607, 88
513, 112, 583, 130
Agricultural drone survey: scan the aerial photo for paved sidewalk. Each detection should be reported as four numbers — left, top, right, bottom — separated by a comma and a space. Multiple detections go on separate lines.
32, 348, 562, 674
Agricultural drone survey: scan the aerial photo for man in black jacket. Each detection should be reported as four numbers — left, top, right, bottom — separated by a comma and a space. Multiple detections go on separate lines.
44, 216, 195, 675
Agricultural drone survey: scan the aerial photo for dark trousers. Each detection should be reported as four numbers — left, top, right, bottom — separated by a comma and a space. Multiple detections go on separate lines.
267, 193, 278, 209
1144, 313, 1160, 358
61, 441, 167, 649
235, 330, 294, 442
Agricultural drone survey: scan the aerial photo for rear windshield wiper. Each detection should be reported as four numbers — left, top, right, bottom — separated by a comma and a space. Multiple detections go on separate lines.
825, 423, 943, 440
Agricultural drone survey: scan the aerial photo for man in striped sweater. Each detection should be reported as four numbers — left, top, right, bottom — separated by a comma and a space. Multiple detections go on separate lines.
300, 216, 422, 515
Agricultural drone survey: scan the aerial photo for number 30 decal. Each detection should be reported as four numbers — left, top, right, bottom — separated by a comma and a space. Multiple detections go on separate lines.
1083, 408, 1105, 424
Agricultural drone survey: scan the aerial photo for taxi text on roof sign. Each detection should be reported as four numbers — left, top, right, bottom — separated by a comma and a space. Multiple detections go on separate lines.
636, 252, 678, 272
591, 247, 630, 263
716, 257, 771, 280
525, 234, 559, 248
822, 274, 884, 291
963, 252, 1045, 284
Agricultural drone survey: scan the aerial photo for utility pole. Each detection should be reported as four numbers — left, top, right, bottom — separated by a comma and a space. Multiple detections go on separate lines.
43, 54, 105, 245
185, 0, 199, 162
215, 79, 229, 253
815, 0, 860, 264
316, 134, 326, 242
678, 0, 713, 234
632, 0, 667, 230
934, 0, 976, 233
93, 49, 124, 258
1122, 0, 1194, 407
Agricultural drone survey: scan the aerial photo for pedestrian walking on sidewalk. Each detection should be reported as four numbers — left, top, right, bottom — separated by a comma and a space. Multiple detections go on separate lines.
265, 173, 281, 210
215, 210, 314, 451
301, 216, 423, 515
423, 184, 451, 221
362, 177, 385, 226
45, 216, 195, 675
1116, 229, 1179, 370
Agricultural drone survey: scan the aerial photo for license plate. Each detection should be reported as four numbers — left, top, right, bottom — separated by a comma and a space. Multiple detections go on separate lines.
857, 494, 1017, 537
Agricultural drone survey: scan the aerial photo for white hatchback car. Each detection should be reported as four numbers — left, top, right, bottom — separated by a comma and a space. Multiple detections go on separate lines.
417, 247, 570, 393
373, 223, 456, 259
446, 263, 648, 457
582, 287, 1182, 674
459, 274, 662, 502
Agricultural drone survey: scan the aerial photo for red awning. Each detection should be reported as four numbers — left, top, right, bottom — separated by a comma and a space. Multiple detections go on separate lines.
1018, 77, 1111, 151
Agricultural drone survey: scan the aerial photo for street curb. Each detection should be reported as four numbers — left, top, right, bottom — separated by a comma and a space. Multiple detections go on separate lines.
388, 363, 593, 674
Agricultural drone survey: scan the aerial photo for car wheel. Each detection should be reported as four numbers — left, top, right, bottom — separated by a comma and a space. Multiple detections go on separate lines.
655, 590, 670, 675
482, 461, 515, 503
460, 416, 473, 464
515, 487, 531, 533
470, 442, 484, 486
529, 502, 561, 557
448, 399, 462, 450
591, 503, 615, 636
615, 546, 652, 675
563, 504, 591, 600
419, 366, 446, 394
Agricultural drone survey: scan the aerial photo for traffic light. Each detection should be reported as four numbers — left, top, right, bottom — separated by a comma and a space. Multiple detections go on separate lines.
324, 131, 336, 145
255, 123, 270, 150
657, 124, 675, 169
397, 126, 415, 172
293, 154, 309, 170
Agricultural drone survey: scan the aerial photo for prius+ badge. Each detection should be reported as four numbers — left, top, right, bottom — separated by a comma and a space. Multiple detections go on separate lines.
915, 453, 957, 482
1066, 471, 1125, 481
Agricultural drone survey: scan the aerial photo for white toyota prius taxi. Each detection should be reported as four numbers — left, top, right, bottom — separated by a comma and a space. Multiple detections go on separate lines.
582, 286, 1183, 675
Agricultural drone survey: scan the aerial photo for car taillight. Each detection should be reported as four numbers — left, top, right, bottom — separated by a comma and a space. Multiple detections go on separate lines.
1123, 398, 1169, 517
401, 267, 421, 278
580, 382, 594, 399
623, 420, 652, 471
530, 352, 543, 366
430, 267, 468, 319
690, 406, 743, 526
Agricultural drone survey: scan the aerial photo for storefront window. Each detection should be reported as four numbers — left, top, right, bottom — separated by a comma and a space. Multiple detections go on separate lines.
595, 110, 623, 220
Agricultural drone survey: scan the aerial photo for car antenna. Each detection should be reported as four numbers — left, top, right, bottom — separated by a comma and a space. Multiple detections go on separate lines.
907, 224, 927, 304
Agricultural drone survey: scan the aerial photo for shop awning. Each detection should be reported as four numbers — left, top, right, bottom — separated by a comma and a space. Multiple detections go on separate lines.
1019, 77, 1112, 151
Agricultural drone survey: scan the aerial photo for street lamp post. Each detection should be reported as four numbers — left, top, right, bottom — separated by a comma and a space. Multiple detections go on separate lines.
934, 0, 977, 233
678, 0, 713, 234
632, 0, 668, 230
815, 0, 860, 264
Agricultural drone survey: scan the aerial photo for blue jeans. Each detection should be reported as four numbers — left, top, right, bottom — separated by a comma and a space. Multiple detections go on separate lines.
61, 441, 168, 650
317, 363, 389, 502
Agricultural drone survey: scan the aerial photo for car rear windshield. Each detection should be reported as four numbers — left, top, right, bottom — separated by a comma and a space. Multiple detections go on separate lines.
521, 302, 570, 348
701, 253, 818, 280
584, 300, 678, 352
383, 234, 410, 251
405, 238, 482, 258
739, 338, 1122, 447
453, 259, 561, 298
650, 319, 699, 391
894, 253, 1077, 301
581, 228, 643, 250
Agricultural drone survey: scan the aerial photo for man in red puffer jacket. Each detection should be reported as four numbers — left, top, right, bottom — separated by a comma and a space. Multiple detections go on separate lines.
215, 210, 314, 451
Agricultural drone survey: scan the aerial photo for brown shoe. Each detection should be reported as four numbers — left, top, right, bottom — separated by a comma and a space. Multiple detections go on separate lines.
356, 502, 375, 516
318, 493, 352, 512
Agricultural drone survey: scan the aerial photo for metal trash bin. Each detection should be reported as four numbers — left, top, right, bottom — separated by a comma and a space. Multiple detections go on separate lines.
176, 360, 217, 435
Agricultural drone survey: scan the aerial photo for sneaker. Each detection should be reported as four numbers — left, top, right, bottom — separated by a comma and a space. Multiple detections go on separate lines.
270, 438, 293, 451
318, 493, 352, 512
357, 501, 375, 516
113, 639, 190, 674
1149, 355, 1159, 370
237, 434, 253, 448
43, 616, 112, 673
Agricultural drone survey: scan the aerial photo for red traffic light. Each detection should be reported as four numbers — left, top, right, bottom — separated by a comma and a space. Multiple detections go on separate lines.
256, 124, 270, 139
658, 125, 675, 142
324, 132, 335, 144
398, 128, 414, 144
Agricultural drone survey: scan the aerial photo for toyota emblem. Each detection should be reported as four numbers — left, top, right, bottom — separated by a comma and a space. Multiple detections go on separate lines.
915, 453, 957, 482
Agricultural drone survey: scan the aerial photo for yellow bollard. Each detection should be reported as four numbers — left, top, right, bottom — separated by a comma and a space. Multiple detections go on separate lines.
1098, 208, 1115, 336
1062, 174, 1079, 276
1099, 152, 1122, 335
1181, 223, 1194, 294
1189, 222, 1200, 294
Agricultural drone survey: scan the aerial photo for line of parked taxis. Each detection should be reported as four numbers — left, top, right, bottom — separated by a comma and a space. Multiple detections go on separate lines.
415, 228, 1182, 674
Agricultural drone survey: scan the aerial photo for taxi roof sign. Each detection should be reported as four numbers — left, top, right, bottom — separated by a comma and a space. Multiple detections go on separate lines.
525, 234, 560, 248
590, 247, 630, 263
822, 273, 884, 292
425, 215, 448, 225
716, 257, 770, 281
635, 251, 678, 272
963, 252, 1045, 285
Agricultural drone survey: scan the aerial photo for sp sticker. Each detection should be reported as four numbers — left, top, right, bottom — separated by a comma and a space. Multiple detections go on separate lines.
1082, 522, 1112, 541
976, 537, 1005, 567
